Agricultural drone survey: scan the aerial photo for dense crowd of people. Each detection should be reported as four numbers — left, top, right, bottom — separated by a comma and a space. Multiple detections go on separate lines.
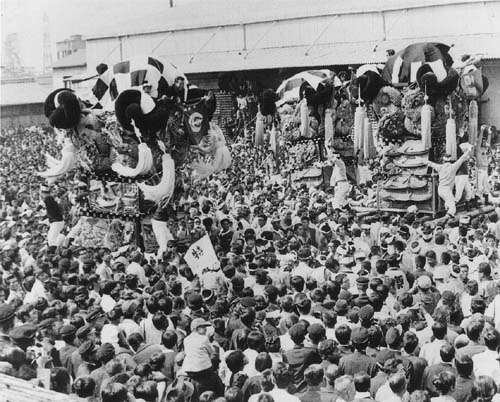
1, 123, 500, 402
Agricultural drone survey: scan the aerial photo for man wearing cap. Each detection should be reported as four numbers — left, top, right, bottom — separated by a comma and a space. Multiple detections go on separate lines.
40, 185, 65, 247
338, 327, 377, 377
413, 275, 440, 315
426, 148, 472, 217
353, 276, 370, 306
70, 325, 95, 378
58, 324, 77, 373
182, 317, 224, 396
9, 323, 37, 352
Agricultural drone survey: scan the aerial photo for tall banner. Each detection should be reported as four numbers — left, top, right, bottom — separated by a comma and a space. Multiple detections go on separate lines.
184, 234, 219, 276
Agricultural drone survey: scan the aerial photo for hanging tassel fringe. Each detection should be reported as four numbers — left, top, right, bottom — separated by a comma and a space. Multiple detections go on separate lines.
363, 116, 376, 160
468, 100, 478, 147
445, 117, 457, 160
255, 112, 265, 147
324, 108, 334, 146
420, 104, 433, 150
38, 140, 76, 183
138, 153, 175, 204
112, 142, 153, 177
353, 105, 366, 154
299, 99, 310, 138
269, 124, 278, 156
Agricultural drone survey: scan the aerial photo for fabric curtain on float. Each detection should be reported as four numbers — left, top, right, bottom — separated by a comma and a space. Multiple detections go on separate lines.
276, 69, 335, 105
353, 105, 366, 155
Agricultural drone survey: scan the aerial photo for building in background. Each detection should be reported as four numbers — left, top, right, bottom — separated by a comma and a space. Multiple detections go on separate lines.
84, 0, 500, 126
56, 34, 85, 60
52, 48, 87, 89
51, 34, 92, 97
0, 76, 52, 128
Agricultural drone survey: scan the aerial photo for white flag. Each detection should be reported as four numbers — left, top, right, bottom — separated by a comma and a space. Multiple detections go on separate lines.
184, 234, 219, 276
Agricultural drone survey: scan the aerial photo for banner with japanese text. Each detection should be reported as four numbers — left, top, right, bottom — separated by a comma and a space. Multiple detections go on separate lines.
184, 234, 219, 276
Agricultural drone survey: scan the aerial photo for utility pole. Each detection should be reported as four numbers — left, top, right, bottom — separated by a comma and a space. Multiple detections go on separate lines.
42, 13, 53, 73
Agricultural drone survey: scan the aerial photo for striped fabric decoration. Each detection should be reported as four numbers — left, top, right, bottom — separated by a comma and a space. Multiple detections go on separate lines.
276, 69, 336, 104
90, 56, 187, 109
382, 42, 451, 85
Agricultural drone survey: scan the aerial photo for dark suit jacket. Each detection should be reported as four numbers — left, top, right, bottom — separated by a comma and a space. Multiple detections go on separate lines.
283, 345, 322, 392
451, 375, 474, 402
162, 351, 177, 382
338, 350, 378, 377
423, 362, 457, 396
59, 344, 77, 373
133, 343, 165, 365
405, 354, 428, 392
375, 349, 414, 390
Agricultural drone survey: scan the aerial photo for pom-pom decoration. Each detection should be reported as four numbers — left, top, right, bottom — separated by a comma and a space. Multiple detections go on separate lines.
138, 153, 175, 204
445, 99, 457, 160
112, 142, 154, 177
38, 138, 77, 184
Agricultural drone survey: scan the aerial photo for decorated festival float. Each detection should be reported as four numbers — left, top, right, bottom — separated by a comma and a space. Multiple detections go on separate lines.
38, 42, 495, 249
264, 42, 492, 217
39, 56, 231, 253
273, 69, 346, 187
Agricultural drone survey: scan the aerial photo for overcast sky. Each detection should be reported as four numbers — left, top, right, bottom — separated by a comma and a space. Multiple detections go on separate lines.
0, 0, 203, 72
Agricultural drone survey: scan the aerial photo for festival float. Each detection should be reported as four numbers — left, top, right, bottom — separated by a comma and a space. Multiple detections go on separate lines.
39, 56, 231, 253
268, 42, 490, 216
273, 69, 352, 187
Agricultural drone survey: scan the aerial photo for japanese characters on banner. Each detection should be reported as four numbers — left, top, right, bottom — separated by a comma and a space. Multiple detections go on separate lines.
184, 234, 219, 276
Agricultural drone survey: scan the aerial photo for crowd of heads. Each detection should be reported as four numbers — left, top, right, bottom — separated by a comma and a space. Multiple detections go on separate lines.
0, 125, 500, 402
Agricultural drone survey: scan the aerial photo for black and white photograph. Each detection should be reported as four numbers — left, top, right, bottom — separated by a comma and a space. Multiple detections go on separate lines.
0, 0, 500, 401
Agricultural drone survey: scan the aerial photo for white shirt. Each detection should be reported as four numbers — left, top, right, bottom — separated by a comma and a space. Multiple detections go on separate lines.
249, 387, 301, 402
182, 332, 213, 373
330, 157, 347, 185
119, 319, 141, 339
299, 314, 323, 326
23, 279, 47, 305
292, 262, 312, 280
375, 382, 407, 402
126, 262, 148, 286
419, 339, 447, 365
139, 314, 163, 345
279, 333, 295, 352
472, 349, 500, 384
243, 348, 259, 377
101, 323, 119, 345
96, 263, 113, 281
100, 294, 116, 313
